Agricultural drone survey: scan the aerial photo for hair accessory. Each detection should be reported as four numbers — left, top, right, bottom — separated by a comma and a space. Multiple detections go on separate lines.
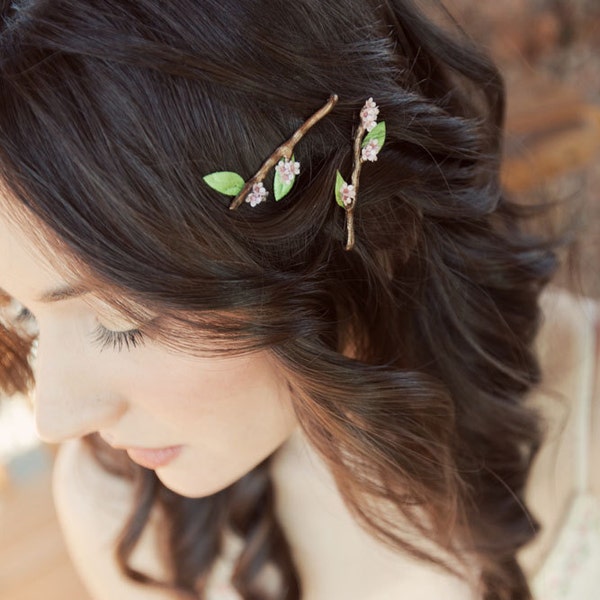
203, 94, 339, 209
203, 95, 385, 251
335, 97, 386, 250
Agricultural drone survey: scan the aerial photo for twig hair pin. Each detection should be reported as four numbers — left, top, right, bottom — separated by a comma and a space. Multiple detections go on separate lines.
203, 95, 385, 251
203, 95, 338, 210
335, 98, 386, 250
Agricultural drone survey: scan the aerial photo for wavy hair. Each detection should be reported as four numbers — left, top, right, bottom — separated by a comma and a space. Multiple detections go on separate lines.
0, 0, 559, 598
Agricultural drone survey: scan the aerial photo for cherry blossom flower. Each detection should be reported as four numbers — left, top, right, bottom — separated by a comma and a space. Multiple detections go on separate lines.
340, 182, 356, 207
361, 138, 380, 162
275, 158, 301, 184
245, 182, 268, 207
360, 97, 379, 132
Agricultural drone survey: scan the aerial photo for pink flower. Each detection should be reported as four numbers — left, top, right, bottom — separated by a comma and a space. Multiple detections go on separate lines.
360, 97, 379, 132
340, 182, 356, 207
361, 138, 380, 162
275, 158, 301, 184
245, 182, 268, 207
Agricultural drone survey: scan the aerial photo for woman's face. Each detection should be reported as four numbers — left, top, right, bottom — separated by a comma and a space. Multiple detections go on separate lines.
0, 206, 297, 497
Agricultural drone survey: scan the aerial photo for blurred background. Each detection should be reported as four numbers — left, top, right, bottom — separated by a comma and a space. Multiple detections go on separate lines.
1, 1, 600, 599
447, 0, 600, 296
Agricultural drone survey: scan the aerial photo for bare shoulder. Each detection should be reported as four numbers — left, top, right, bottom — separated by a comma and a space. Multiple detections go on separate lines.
53, 438, 136, 534
53, 438, 174, 599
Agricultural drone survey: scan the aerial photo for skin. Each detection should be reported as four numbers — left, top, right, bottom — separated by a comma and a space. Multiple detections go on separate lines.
0, 201, 298, 498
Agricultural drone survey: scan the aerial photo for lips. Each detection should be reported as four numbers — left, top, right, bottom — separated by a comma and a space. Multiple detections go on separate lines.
126, 445, 183, 470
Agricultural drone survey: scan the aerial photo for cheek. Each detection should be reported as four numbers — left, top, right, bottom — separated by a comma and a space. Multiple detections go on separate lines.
119, 348, 296, 448
119, 350, 298, 497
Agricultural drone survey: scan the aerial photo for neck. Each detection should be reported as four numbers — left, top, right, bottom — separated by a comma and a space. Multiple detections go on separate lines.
269, 427, 478, 600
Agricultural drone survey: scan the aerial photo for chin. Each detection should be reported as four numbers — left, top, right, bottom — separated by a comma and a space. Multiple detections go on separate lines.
153, 467, 245, 498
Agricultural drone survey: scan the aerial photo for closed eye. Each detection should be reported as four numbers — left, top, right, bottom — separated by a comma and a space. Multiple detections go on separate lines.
90, 324, 146, 353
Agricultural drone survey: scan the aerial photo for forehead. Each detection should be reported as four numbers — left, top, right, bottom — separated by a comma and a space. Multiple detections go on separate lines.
0, 202, 67, 305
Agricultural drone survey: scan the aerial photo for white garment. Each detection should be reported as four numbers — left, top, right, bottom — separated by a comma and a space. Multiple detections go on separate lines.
531, 303, 600, 600
531, 494, 600, 599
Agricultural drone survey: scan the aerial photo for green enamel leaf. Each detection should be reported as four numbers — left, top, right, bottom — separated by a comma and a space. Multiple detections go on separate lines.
203, 171, 245, 196
362, 121, 386, 150
335, 170, 347, 208
274, 171, 295, 201
274, 155, 297, 201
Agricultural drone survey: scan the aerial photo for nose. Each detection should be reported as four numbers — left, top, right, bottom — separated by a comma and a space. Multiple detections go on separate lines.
32, 324, 126, 444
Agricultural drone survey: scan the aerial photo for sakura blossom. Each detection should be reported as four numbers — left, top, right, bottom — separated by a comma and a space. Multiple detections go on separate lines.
340, 182, 356, 207
361, 138, 380, 162
275, 158, 301, 184
245, 182, 268, 207
360, 97, 379, 132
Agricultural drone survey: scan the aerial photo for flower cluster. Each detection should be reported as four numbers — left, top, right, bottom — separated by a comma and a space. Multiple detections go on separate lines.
339, 183, 356, 207
360, 97, 379, 132
361, 138, 380, 162
275, 158, 300, 184
245, 182, 269, 207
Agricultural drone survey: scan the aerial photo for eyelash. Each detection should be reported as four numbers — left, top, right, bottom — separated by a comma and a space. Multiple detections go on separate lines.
91, 324, 146, 352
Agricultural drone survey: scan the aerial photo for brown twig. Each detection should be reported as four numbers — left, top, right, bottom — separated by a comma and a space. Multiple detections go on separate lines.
344, 122, 367, 250
229, 94, 339, 210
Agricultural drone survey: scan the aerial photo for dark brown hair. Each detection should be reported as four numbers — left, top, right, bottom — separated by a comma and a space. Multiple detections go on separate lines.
0, 1, 560, 598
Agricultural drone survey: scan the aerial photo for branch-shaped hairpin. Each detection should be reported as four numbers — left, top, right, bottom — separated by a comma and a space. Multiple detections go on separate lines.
203, 95, 385, 251
335, 98, 386, 250
203, 94, 339, 210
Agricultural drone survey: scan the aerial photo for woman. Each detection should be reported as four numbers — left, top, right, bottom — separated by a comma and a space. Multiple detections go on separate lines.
0, 1, 597, 599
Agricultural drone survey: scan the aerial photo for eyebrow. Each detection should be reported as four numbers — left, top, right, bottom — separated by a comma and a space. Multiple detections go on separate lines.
37, 285, 89, 304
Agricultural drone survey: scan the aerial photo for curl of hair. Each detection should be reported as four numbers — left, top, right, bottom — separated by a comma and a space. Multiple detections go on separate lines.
0, 1, 561, 598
